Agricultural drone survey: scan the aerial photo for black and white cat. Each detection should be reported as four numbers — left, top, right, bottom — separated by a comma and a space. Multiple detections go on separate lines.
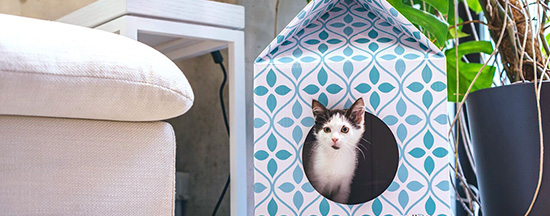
305, 98, 365, 203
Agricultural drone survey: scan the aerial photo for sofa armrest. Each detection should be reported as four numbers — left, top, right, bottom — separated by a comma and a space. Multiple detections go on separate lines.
0, 14, 194, 121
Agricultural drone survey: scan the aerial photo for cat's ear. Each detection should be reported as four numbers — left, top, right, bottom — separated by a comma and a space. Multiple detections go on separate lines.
312, 100, 327, 117
347, 98, 365, 124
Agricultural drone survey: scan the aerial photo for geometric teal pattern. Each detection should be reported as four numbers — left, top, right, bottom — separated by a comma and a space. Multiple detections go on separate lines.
253, 0, 450, 215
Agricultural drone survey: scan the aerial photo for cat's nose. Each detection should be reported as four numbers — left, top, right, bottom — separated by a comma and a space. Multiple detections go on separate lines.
332, 138, 338, 143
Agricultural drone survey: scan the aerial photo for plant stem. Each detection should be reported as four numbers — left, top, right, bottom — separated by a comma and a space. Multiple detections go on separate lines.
274, 0, 280, 38
448, 20, 492, 29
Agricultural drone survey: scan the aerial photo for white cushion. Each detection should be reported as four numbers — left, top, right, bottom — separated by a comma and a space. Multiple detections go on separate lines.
0, 115, 175, 215
0, 14, 194, 121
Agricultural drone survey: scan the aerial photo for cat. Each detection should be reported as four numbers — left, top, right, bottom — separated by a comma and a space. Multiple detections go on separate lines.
304, 98, 365, 204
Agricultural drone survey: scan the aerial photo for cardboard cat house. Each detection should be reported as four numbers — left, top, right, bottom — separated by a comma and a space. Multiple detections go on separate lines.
253, 0, 450, 215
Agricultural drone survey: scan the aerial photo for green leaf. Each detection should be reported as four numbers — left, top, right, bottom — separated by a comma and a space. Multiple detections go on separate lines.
446, 0, 481, 38
448, 28, 470, 39
410, 0, 448, 14
445, 41, 496, 102
447, 16, 472, 40
466, 0, 483, 13
387, 0, 449, 46
422, 0, 449, 14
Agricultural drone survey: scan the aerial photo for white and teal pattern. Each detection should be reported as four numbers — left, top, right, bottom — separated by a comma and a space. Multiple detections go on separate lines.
253, 0, 450, 215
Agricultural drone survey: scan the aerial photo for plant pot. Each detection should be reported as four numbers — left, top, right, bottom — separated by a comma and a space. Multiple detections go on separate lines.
465, 82, 550, 215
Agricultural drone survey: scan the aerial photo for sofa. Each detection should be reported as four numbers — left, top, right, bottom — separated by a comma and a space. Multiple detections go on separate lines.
0, 14, 194, 215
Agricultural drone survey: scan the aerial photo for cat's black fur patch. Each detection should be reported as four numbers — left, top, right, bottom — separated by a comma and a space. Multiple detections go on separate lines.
313, 108, 362, 132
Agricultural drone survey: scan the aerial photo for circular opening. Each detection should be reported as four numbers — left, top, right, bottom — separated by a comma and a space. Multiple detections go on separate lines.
302, 112, 399, 204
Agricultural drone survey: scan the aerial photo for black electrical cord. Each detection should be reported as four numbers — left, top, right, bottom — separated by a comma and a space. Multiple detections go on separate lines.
210, 50, 230, 216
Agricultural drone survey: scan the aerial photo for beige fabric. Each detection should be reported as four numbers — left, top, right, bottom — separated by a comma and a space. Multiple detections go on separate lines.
0, 115, 176, 215
0, 14, 194, 121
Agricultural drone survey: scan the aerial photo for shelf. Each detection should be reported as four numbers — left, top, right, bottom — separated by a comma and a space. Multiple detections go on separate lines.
57, 0, 245, 30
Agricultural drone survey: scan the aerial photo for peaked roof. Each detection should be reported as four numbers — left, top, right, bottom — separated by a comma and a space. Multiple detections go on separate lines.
256, 0, 441, 62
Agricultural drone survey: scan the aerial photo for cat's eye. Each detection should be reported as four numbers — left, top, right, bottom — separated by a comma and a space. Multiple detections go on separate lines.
323, 127, 331, 133
341, 126, 349, 133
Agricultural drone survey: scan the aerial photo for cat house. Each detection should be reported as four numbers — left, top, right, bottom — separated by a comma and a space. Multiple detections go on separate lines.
253, 0, 450, 215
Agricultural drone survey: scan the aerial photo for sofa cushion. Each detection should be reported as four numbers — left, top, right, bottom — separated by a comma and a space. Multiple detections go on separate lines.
0, 14, 194, 121
0, 115, 176, 215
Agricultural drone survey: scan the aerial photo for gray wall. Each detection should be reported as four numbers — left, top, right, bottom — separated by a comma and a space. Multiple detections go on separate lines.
167, 1, 306, 215
167, 50, 231, 216
237, 0, 306, 215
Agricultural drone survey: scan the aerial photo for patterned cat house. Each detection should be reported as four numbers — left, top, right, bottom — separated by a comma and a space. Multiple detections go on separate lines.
253, 0, 450, 215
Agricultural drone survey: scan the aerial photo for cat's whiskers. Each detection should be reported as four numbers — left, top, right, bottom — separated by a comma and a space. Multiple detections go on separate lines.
347, 144, 366, 160
354, 145, 366, 160
358, 141, 369, 152
360, 137, 372, 145
336, 143, 355, 156
337, 140, 366, 160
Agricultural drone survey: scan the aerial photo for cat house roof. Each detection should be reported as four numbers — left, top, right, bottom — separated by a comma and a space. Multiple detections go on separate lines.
255, 0, 443, 65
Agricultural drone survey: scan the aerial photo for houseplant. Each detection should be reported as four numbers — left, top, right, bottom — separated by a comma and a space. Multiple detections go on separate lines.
385, 0, 550, 215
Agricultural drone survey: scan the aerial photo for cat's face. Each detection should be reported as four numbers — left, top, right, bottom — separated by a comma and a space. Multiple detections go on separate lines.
312, 98, 365, 150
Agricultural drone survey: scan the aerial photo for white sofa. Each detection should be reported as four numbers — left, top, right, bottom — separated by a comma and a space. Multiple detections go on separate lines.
0, 14, 194, 215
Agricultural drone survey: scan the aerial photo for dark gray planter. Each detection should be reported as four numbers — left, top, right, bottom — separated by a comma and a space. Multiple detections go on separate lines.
465, 82, 550, 215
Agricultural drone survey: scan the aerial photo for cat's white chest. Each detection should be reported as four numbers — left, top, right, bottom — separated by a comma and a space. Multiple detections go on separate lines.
313, 149, 357, 180
309, 147, 357, 203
